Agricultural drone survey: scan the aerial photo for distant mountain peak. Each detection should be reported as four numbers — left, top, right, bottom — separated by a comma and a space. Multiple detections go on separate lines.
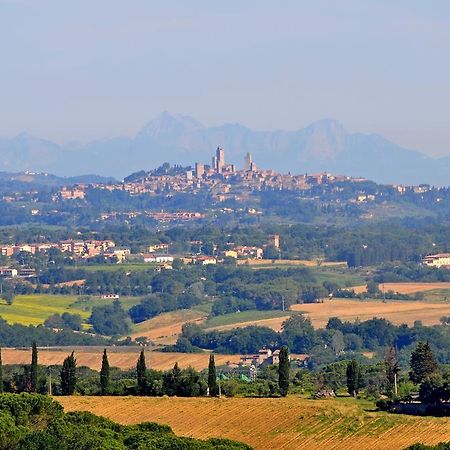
303, 118, 346, 134
0, 113, 448, 185
137, 111, 204, 137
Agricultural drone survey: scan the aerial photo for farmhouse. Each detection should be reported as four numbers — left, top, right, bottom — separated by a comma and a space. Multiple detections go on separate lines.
422, 253, 450, 268
193, 256, 217, 265
142, 253, 156, 263
0, 267, 18, 278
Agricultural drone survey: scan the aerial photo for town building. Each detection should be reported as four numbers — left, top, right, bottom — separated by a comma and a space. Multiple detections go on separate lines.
195, 162, 204, 179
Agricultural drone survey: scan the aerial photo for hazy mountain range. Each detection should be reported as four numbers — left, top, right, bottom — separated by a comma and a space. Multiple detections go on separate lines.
0, 112, 449, 185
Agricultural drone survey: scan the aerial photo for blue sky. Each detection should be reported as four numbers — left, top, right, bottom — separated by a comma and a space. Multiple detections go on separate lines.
1, 0, 450, 156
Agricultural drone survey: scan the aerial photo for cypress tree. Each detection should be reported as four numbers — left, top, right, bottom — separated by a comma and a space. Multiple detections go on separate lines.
61, 352, 77, 395
278, 346, 290, 397
171, 362, 181, 396
30, 342, 38, 393
346, 360, 361, 397
100, 349, 110, 395
385, 345, 399, 397
208, 354, 218, 397
0, 348, 3, 393
409, 341, 439, 384
136, 350, 147, 395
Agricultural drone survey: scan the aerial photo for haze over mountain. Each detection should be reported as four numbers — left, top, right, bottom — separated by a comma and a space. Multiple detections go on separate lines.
0, 112, 448, 186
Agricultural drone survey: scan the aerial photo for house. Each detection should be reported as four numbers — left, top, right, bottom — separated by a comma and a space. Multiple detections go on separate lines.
0, 246, 15, 257
193, 256, 217, 265
142, 253, 156, 263
238, 348, 306, 368
155, 263, 173, 272
422, 253, 450, 269
148, 243, 170, 253
234, 246, 264, 259
100, 294, 120, 300
0, 267, 18, 278
104, 247, 131, 263
60, 187, 86, 200
155, 255, 174, 263
18, 268, 37, 278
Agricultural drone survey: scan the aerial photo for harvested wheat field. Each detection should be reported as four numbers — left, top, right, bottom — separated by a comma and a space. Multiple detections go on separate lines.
2, 348, 241, 371
352, 282, 450, 295
207, 299, 450, 332
57, 396, 450, 450
131, 309, 207, 345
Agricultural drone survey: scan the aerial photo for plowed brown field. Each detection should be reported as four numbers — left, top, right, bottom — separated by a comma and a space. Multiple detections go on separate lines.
131, 309, 207, 345
57, 396, 450, 450
2, 348, 241, 371
207, 299, 450, 332
352, 282, 450, 294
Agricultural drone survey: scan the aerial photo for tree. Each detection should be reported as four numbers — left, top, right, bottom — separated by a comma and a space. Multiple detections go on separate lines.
89, 300, 131, 336
136, 350, 147, 395
30, 342, 38, 393
263, 245, 280, 260
385, 345, 399, 397
281, 314, 315, 353
0, 348, 3, 393
100, 349, 110, 395
409, 342, 439, 385
2, 291, 14, 305
164, 362, 181, 396
331, 331, 345, 355
346, 360, 361, 397
278, 346, 290, 397
419, 373, 443, 404
208, 354, 218, 397
60, 352, 77, 395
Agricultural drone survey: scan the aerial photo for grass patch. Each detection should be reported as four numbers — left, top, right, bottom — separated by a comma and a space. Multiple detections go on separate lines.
421, 289, 450, 302
74, 263, 156, 273
69, 296, 142, 313
311, 267, 367, 287
203, 309, 295, 329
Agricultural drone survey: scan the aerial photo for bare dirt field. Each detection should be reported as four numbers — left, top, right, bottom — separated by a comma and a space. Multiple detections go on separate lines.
207, 298, 450, 332
2, 348, 241, 371
131, 309, 207, 345
352, 282, 450, 294
57, 396, 450, 450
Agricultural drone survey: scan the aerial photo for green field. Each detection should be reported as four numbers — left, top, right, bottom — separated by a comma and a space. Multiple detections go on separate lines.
311, 267, 366, 287
77, 263, 156, 273
421, 289, 450, 302
202, 309, 296, 329
0, 294, 142, 326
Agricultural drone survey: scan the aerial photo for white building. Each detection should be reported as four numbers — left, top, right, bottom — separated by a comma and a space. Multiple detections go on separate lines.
422, 253, 450, 268
155, 255, 174, 263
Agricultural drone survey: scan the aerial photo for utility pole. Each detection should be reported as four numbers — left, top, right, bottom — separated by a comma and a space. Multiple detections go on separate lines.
394, 372, 398, 397
48, 368, 52, 396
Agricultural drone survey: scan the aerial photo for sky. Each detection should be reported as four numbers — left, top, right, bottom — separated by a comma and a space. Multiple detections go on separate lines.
1, 0, 450, 157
